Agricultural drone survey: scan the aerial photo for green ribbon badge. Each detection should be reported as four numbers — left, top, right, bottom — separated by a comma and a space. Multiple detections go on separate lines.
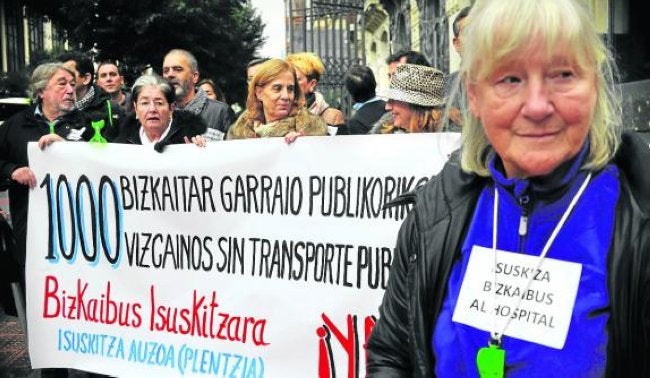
90, 119, 107, 144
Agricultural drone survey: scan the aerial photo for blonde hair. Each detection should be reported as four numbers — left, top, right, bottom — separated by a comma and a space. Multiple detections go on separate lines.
245, 59, 304, 123
459, 0, 622, 176
384, 104, 443, 134
285, 52, 325, 81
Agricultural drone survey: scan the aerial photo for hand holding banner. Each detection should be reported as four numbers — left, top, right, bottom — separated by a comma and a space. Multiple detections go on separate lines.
26, 133, 460, 377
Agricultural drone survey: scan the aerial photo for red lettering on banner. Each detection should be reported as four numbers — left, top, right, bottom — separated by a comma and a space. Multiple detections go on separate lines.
43, 275, 61, 317
363, 316, 376, 349
317, 313, 377, 378
148, 285, 269, 346
317, 326, 334, 378
40, 275, 142, 327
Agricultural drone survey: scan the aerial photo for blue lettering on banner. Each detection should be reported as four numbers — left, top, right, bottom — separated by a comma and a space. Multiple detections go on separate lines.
56, 329, 264, 376
57, 329, 126, 359
178, 343, 264, 377
127, 339, 176, 368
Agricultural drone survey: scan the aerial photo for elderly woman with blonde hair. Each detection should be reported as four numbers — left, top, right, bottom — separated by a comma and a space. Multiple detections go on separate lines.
367, 0, 650, 376
227, 58, 327, 143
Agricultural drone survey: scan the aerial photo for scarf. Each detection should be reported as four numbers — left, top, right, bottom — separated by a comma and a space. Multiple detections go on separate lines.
307, 92, 330, 116
75, 86, 95, 110
179, 88, 208, 115
227, 108, 328, 139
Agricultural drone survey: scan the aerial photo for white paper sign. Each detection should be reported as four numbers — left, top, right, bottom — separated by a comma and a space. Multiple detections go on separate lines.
452, 246, 582, 349
26, 133, 460, 377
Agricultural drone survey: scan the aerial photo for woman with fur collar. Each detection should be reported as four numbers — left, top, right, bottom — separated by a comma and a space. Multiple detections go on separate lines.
227, 59, 327, 143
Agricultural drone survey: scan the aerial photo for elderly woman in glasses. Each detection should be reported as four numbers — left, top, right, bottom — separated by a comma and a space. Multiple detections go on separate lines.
227, 58, 327, 143
113, 74, 207, 151
367, 0, 650, 376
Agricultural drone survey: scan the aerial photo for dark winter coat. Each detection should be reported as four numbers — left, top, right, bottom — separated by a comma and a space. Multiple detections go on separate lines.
366, 131, 650, 377
345, 100, 387, 135
0, 104, 87, 265
112, 110, 207, 152
77, 85, 124, 142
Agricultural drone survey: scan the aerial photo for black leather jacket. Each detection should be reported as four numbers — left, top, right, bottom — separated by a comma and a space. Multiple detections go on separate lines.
78, 85, 124, 141
366, 132, 650, 377
0, 105, 87, 266
113, 110, 206, 152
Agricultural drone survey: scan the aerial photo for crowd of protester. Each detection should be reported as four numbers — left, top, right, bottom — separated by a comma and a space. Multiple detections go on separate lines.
0, 42, 453, 377
1, 0, 649, 376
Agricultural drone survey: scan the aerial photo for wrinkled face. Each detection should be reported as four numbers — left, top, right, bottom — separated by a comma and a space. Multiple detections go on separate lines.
162, 53, 198, 100
255, 70, 295, 123
134, 86, 173, 135
293, 69, 317, 95
96, 64, 123, 94
200, 83, 217, 100
385, 99, 413, 129
62, 60, 90, 99
40, 69, 76, 115
467, 45, 597, 178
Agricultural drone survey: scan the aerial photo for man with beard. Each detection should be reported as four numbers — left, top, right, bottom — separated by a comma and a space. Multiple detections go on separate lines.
0, 62, 87, 378
162, 49, 232, 140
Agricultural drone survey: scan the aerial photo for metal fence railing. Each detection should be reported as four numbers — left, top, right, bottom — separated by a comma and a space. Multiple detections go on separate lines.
287, 0, 366, 117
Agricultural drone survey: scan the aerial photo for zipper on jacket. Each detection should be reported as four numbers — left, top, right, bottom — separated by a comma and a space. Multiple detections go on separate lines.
518, 195, 531, 251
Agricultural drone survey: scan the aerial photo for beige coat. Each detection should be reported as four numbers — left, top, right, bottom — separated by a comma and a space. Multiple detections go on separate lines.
227, 107, 328, 139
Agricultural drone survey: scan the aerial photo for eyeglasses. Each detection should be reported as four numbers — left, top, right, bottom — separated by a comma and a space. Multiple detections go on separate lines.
136, 101, 169, 110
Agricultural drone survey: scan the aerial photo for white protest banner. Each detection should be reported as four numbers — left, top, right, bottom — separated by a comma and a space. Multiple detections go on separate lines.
26, 133, 460, 377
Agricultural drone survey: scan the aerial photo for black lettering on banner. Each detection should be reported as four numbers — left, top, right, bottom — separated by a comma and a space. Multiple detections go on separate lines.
119, 174, 428, 219
118, 175, 215, 213
333, 176, 346, 217
119, 176, 134, 210
76, 175, 98, 262
383, 177, 396, 218
247, 237, 392, 289
307, 175, 427, 221
215, 237, 245, 274
357, 246, 392, 289
368, 178, 382, 218
220, 175, 303, 215
289, 176, 303, 215
123, 232, 220, 272
245, 175, 259, 213
56, 175, 76, 260
99, 176, 122, 265
308, 176, 321, 216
